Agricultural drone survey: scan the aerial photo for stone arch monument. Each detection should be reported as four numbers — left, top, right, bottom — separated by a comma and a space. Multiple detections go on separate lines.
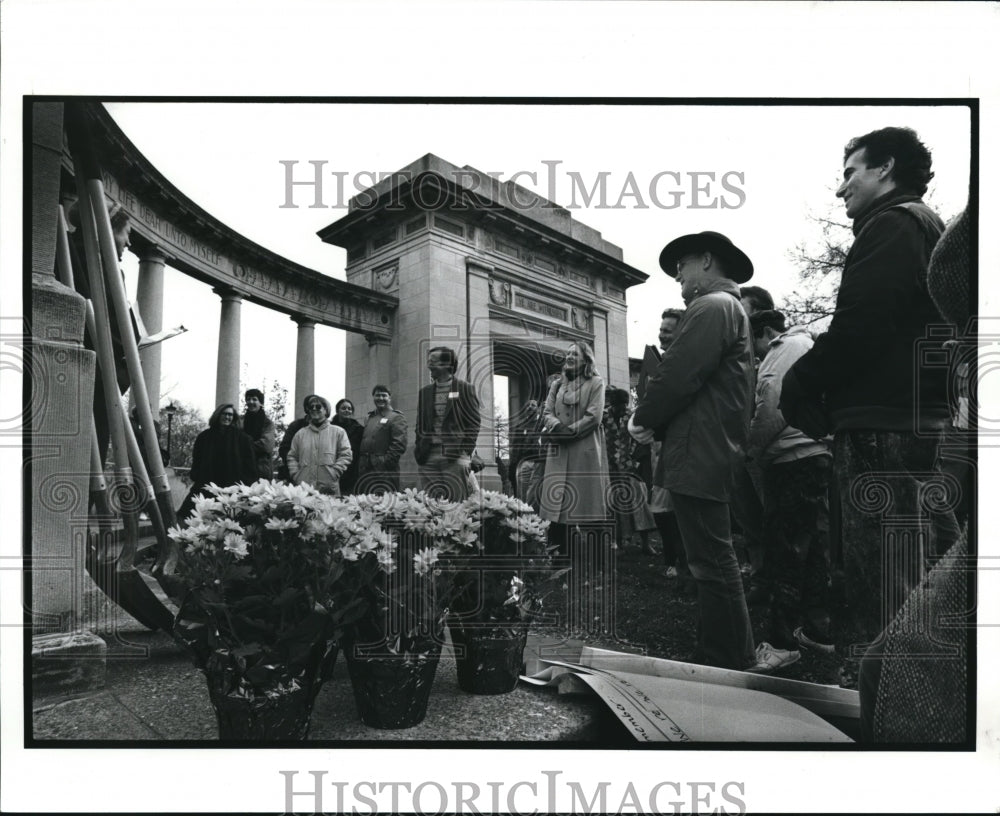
318, 154, 647, 485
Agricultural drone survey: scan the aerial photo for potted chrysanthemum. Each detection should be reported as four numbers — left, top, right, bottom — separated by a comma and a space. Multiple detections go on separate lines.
445, 490, 557, 694
341, 488, 481, 728
168, 480, 393, 740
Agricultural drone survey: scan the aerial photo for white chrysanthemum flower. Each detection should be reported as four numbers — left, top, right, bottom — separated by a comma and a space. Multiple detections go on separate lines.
167, 525, 197, 544
413, 546, 441, 576
264, 518, 300, 531
192, 494, 223, 516
336, 544, 360, 562
223, 532, 249, 559
218, 518, 245, 534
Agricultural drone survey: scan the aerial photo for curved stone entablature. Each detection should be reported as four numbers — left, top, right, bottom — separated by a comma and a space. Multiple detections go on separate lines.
63, 103, 396, 339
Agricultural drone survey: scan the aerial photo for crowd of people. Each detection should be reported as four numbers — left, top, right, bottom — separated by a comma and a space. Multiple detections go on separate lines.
166, 126, 970, 741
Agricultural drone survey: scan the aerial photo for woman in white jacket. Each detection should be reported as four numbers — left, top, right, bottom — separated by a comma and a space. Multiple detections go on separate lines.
287, 394, 353, 495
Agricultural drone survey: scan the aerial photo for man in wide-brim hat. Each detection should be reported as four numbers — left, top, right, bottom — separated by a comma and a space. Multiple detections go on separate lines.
630, 231, 783, 672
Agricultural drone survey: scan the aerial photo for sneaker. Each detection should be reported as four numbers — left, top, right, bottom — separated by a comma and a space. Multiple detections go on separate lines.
746, 642, 801, 673
793, 625, 836, 655
664, 566, 679, 579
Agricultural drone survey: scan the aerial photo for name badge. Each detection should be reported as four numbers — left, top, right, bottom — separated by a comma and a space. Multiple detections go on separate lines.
380, 418, 388, 424
449, 392, 459, 399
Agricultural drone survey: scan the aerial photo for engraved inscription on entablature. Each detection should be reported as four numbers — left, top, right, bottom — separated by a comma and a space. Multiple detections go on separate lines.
514, 292, 567, 322
232, 260, 333, 312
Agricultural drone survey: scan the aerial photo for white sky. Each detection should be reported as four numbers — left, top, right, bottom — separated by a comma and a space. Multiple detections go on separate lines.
106, 102, 971, 419
3, 2, 999, 814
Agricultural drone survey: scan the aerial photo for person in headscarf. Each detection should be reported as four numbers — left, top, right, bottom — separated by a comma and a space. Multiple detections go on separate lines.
177, 403, 257, 522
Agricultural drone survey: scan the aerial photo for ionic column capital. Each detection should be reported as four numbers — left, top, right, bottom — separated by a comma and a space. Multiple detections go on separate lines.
291, 314, 316, 329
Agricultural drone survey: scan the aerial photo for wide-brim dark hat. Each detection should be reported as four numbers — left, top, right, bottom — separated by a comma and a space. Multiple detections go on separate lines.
658, 231, 753, 284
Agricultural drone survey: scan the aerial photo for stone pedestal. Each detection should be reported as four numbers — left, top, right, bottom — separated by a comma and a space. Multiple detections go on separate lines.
30, 102, 104, 692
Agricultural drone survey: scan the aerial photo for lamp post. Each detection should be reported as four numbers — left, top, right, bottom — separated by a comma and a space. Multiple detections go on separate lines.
164, 402, 177, 463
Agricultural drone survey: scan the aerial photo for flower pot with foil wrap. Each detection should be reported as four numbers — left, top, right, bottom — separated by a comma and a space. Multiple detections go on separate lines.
445, 491, 558, 695
343, 625, 444, 729
340, 525, 450, 729
168, 480, 392, 741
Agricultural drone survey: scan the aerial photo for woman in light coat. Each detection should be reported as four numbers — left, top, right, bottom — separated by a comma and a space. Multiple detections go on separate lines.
539, 342, 610, 551
287, 395, 353, 496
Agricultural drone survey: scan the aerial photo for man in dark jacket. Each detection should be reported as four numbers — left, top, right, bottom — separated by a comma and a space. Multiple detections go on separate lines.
414, 346, 482, 501
242, 388, 275, 480
509, 398, 546, 504
629, 231, 768, 672
780, 127, 959, 685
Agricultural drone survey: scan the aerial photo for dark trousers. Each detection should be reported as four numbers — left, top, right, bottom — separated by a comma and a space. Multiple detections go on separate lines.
833, 429, 960, 660
729, 462, 765, 575
671, 492, 755, 670
762, 454, 832, 649
653, 511, 687, 572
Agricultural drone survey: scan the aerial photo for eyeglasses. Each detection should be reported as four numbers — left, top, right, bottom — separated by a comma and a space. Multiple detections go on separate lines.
220, 412, 235, 418
307, 404, 325, 411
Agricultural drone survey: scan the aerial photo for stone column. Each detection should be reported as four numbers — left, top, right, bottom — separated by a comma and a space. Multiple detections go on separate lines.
135, 244, 167, 412
293, 316, 316, 413
465, 259, 498, 489
214, 288, 242, 408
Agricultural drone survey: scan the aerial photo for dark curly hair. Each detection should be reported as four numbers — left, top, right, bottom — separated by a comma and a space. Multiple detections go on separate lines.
749, 309, 787, 338
844, 127, 934, 196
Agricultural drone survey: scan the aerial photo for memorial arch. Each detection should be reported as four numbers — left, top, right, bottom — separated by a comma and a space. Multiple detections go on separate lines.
318, 153, 647, 483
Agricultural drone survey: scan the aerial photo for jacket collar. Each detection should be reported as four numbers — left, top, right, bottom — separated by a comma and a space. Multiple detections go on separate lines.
689, 277, 741, 302
852, 190, 924, 235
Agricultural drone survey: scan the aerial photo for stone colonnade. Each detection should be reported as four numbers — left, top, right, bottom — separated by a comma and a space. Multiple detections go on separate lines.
132, 270, 319, 421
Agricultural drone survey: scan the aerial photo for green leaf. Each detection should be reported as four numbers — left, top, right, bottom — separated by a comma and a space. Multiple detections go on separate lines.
272, 587, 301, 607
